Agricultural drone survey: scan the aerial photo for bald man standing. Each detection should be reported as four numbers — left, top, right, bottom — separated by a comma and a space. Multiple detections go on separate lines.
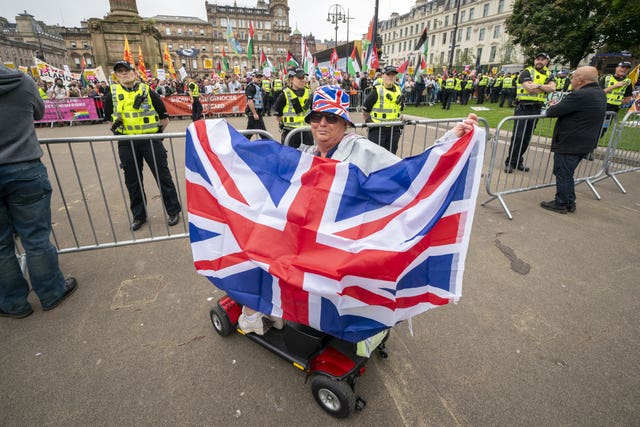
540, 66, 607, 214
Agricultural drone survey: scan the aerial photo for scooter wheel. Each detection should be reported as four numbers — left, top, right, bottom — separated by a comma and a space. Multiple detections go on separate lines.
311, 376, 356, 419
210, 305, 233, 337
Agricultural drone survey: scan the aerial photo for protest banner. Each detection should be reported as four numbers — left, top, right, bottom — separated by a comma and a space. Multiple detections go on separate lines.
35, 98, 99, 124
161, 93, 246, 117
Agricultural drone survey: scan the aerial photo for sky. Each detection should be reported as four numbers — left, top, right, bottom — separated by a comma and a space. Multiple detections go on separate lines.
0, 0, 414, 41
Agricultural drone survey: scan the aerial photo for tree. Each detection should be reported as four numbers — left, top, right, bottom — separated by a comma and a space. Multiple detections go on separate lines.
506, 0, 639, 69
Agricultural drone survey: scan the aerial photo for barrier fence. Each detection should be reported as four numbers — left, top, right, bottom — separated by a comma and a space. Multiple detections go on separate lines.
21, 110, 637, 262
482, 111, 620, 219
598, 111, 640, 193
30, 129, 274, 257
284, 117, 491, 159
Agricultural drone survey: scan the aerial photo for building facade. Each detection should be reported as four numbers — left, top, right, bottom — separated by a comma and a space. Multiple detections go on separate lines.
378, 0, 524, 73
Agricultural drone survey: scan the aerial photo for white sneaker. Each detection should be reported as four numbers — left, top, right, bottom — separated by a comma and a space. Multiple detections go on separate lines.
270, 316, 284, 330
238, 310, 269, 335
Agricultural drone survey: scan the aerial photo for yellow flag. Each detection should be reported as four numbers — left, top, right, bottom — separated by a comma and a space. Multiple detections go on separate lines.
627, 64, 639, 86
163, 43, 176, 79
137, 46, 148, 79
123, 36, 134, 65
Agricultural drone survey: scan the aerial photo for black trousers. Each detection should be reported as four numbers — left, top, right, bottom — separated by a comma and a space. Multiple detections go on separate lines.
505, 103, 542, 167
477, 86, 487, 104
368, 125, 402, 155
246, 109, 266, 135
191, 98, 203, 121
118, 139, 181, 221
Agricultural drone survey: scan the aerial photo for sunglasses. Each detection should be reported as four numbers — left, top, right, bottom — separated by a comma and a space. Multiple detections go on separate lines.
309, 113, 341, 124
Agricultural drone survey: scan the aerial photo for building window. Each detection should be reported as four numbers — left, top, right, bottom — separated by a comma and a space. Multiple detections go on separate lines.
202, 46, 206, 51
166, 28, 171, 35
445, 15, 449, 27
177, 28, 182, 34
439, 52, 444, 64
74, 57, 80, 66
221, 18, 227, 26
442, 32, 447, 45
476, 47, 482, 63
457, 29, 462, 42
431, 34, 436, 46
479, 28, 485, 41
498, 0, 505, 13
200, 29, 205, 35
489, 46, 497, 62
483, 4, 489, 17
168, 44, 173, 50
461, 10, 466, 21
466, 27, 471, 40
469, 7, 474, 20
188, 29, 193, 36
430, 53, 434, 63
493, 25, 501, 38
265, 22, 271, 30
71, 42, 76, 48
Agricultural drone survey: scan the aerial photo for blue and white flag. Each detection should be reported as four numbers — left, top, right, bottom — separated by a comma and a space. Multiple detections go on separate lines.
186, 119, 485, 342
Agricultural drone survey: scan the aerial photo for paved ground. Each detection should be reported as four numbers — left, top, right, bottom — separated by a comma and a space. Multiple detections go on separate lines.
1, 116, 639, 426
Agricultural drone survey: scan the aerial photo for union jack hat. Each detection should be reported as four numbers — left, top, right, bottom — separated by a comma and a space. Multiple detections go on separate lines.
305, 85, 354, 127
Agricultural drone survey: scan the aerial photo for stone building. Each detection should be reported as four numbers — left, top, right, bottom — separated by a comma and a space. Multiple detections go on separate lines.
0, 13, 67, 68
378, 0, 524, 73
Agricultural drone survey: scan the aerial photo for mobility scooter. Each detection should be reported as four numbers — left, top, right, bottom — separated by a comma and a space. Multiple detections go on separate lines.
209, 295, 390, 418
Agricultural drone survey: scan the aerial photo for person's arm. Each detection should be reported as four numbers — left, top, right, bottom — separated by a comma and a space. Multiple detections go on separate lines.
149, 89, 170, 131
362, 89, 378, 122
545, 91, 581, 118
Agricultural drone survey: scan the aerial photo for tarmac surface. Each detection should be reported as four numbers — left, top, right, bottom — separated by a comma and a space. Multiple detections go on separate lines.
1, 114, 639, 426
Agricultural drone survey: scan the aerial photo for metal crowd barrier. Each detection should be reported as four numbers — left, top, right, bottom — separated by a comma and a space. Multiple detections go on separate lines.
482, 111, 617, 219
597, 111, 640, 193
32, 129, 275, 256
283, 117, 490, 159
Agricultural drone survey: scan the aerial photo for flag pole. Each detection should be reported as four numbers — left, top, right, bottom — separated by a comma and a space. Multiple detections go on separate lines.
372, 0, 379, 67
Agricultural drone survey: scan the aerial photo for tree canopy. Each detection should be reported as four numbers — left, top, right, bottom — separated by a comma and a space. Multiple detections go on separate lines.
505, 0, 640, 69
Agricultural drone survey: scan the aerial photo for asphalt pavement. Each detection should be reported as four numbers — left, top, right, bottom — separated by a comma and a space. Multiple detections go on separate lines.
1, 115, 638, 426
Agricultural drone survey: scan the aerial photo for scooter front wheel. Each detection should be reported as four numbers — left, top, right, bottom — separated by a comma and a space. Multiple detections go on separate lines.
210, 305, 233, 337
311, 376, 356, 418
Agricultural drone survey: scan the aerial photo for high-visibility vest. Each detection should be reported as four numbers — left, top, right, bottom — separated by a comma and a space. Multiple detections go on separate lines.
282, 87, 310, 128
454, 78, 462, 91
262, 79, 272, 93
478, 76, 489, 86
516, 66, 551, 102
502, 76, 514, 89
555, 77, 568, 92
272, 79, 283, 91
604, 75, 631, 106
188, 81, 200, 97
371, 84, 402, 122
111, 83, 160, 135
445, 77, 455, 89
39, 87, 48, 99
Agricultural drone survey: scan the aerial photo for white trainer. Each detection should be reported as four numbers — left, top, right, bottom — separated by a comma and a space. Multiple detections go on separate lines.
238, 309, 269, 335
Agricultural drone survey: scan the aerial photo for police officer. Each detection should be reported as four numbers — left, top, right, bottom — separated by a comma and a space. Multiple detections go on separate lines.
504, 53, 556, 173
598, 61, 634, 141
555, 70, 570, 92
103, 61, 182, 231
499, 72, 516, 108
261, 75, 273, 116
186, 77, 203, 121
272, 74, 284, 108
245, 70, 266, 132
363, 65, 404, 155
274, 67, 313, 148
476, 73, 489, 104
441, 73, 456, 110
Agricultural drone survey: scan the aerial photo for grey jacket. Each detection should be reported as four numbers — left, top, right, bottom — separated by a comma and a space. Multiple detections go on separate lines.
0, 64, 45, 164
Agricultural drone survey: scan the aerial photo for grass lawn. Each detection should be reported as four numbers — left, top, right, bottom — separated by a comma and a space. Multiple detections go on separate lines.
404, 102, 637, 151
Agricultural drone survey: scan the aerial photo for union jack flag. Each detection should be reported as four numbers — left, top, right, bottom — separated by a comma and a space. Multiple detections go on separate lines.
187, 119, 485, 342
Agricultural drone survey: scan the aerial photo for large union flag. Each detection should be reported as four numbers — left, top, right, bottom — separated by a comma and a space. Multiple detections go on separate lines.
186, 119, 484, 342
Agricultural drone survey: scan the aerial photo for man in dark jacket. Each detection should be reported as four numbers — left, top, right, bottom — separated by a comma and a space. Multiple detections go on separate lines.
540, 66, 607, 214
0, 64, 78, 318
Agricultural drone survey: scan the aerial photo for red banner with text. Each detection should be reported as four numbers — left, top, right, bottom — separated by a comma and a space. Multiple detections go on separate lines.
162, 93, 247, 117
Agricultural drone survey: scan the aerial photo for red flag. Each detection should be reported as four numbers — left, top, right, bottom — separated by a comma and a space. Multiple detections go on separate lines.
123, 36, 134, 65
367, 47, 379, 71
396, 60, 409, 75
330, 48, 339, 66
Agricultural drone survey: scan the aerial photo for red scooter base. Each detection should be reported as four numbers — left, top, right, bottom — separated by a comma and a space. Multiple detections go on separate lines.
209, 295, 389, 418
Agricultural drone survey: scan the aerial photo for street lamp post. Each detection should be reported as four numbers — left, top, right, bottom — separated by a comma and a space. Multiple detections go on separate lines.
448, 0, 462, 70
327, 4, 346, 49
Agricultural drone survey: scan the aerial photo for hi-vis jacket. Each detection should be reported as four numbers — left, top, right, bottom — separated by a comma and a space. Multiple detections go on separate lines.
516, 66, 551, 103
282, 87, 310, 128
370, 84, 403, 122
604, 75, 632, 106
110, 83, 160, 135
